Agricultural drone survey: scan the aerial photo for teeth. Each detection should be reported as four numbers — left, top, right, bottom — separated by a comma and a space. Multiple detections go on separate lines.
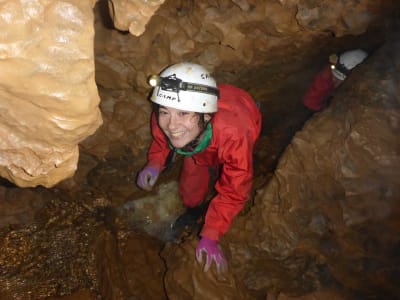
170, 132, 184, 137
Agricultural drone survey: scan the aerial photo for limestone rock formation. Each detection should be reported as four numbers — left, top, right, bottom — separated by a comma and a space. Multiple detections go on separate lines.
107, 0, 166, 36
0, 1, 102, 187
0, 0, 399, 299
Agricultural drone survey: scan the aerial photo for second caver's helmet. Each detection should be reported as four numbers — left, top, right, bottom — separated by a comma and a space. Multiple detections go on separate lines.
330, 49, 368, 81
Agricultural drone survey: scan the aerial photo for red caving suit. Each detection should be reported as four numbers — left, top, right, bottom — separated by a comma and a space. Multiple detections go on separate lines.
146, 84, 262, 241
302, 65, 337, 111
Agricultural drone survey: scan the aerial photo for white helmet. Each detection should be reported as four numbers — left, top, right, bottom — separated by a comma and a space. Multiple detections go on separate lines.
149, 62, 219, 113
331, 49, 368, 81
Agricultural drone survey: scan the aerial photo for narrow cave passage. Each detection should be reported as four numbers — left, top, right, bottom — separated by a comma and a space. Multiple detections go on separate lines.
0, 1, 399, 299
0, 44, 386, 299
0, 50, 327, 297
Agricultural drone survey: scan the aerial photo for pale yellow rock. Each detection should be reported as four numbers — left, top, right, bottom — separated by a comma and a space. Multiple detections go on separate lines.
0, 0, 102, 187
107, 0, 165, 36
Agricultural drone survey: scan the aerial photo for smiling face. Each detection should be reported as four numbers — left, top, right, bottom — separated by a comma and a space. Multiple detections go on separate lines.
158, 106, 209, 149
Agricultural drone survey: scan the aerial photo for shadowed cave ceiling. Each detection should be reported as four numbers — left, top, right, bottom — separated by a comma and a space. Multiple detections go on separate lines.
0, 0, 399, 299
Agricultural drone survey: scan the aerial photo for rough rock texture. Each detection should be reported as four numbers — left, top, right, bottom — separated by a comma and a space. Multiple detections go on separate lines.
86, 0, 392, 163
162, 33, 400, 299
0, 180, 167, 300
107, 0, 166, 36
0, 1, 394, 186
0, 0, 102, 187
0, 0, 399, 299
92, 229, 165, 299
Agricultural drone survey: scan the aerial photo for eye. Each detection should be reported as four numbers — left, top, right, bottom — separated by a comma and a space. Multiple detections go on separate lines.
159, 110, 169, 116
178, 111, 190, 117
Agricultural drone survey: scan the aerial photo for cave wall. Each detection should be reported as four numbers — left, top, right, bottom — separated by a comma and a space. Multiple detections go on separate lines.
162, 32, 400, 300
84, 0, 394, 169
0, 0, 102, 188
0, 0, 399, 299
107, 0, 166, 36
236, 36, 400, 298
0, 0, 395, 187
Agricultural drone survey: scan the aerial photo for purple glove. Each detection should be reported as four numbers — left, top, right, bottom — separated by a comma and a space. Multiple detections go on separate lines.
136, 165, 160, 191
196, 237, 227, 274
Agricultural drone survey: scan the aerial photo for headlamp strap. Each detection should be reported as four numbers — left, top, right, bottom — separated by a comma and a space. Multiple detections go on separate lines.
330, 52, 349, 76
159, 75, 219, 97
334, 61, 349, 76
181, 82, 219, 97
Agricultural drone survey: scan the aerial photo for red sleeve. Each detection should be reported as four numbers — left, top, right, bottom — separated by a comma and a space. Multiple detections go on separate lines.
302, 65, 336, 111
147, 112, 170, 170
201, 129, 257, 241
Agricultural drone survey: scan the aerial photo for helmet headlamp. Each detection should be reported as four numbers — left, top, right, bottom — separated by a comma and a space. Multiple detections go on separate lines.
329, 53, 349, 80
329, 54, 338, 65
148, 75, 161, 87
331, 61, 350, 76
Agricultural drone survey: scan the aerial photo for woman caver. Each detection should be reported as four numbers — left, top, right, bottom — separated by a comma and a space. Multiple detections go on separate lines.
137, 62, 261, 273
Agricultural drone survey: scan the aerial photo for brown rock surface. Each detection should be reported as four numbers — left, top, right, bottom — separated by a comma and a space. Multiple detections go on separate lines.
0, 0, 399, 299
187, 33, 399, 299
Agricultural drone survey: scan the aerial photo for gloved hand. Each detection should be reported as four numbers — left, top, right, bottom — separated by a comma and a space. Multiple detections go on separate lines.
196, 236, 227, 274
136, 165, 160, 191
